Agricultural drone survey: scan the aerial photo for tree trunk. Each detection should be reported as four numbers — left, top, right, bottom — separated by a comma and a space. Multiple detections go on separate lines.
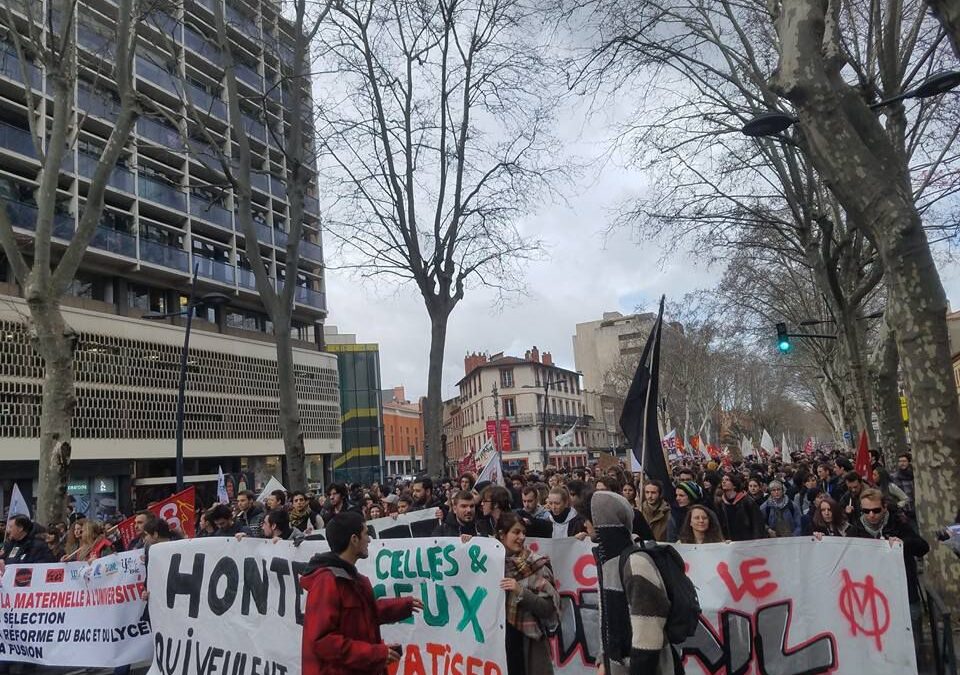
929, 0, 960, 58
771, 3, 960, 601
30, 298, 76, 524
275, 326, 307, 492
423, 306, 451, 477
870, 316, 908, 466
836, 312, 875, 445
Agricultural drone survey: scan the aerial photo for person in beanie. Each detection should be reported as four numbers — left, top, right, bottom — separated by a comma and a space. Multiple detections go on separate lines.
581, 491, 677, 675
666, 481, 702, 542
300, 512, 423, 675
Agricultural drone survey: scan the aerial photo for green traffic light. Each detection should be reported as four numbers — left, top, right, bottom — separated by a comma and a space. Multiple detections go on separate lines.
778, 340, 791, 353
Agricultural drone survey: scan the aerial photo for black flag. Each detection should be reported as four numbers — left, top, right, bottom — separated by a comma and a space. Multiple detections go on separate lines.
618, 295, 670, 486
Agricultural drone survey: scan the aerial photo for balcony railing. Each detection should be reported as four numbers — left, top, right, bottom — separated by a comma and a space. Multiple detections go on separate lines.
242, 114, 266, 142
226, 4, 259, 39
184, 81, 227, 120
270, 175, 287, 199
77, 23, 115, 59
237, 267, 257, 289
78, 152, 136, 193
4, 199, 38, 230
78, 86, 120, 120
0, 121, 37, 159
250, 171, 269, 194
136, 56, 179, 94
190, 194, 233, 230
274, 228, 288, 247
293, 285, 325, 310
183, 26, 221, 65
304, 196, 320, 216
300, 239, 323, 262
195, 255, 236, 284
139, 174, 186, 211
91, 226, 137, 257
536, 413, 583, 428
141, 237, 190, 272
137, 117, 184, 149
236, 63, 263, 90
0, 47, 42, 88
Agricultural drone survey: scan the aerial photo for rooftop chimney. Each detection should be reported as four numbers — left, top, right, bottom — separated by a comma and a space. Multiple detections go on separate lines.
531, 346, 540, 363
542, 352, 553, 366
464, 352, 488, 375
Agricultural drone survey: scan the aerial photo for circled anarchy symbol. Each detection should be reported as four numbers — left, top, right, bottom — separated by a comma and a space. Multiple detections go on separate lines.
838, 569, 890, 651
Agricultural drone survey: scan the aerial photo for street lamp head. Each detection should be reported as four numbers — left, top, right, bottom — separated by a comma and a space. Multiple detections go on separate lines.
912, 70, 960, 100
198, 292, 232, 307
741, 111, 798, 137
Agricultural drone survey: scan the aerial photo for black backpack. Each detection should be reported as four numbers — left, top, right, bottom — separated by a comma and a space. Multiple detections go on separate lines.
619, 541, 701, 644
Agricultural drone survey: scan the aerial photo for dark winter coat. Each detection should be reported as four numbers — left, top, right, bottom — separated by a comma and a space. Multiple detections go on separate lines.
718, 492, 766, 541
300, 552, 415, 675
432, 512, 478, 538
237, 503, 265, 537
2, 525, 55, 565
849, 515, 929, 604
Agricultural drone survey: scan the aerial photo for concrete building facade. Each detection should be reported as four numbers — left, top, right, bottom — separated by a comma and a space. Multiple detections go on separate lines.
455, 346, 589, 471
0, 0, 340, 516
572, 312, 658, 456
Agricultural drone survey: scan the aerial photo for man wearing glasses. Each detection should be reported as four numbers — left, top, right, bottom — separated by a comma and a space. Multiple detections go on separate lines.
850, 488, 929, 623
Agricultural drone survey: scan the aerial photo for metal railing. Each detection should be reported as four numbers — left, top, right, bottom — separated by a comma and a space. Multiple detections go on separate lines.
918, 578, 957, 675
141, 238, 190, 272
195, 255, 236, 284
139, 173, 187, 211
190, 193, 233, 230
0, 120, 36, 159
300, 239, 323, 262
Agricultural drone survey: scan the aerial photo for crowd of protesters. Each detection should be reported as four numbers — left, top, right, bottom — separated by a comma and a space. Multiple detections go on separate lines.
2, 445, 957, 675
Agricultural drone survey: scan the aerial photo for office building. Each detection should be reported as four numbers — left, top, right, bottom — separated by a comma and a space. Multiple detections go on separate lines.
0, 0, 340, 516
324, 327, 383, 485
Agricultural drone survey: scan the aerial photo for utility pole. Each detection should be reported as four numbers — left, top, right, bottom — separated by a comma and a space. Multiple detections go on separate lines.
492, 383, 502, 461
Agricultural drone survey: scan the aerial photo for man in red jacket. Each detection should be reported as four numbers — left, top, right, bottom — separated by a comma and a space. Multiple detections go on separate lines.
301, 511, 423, 675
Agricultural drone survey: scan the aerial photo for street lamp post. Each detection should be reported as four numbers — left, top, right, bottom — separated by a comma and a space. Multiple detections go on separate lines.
741, 70, 960, 137
142, 263, 230, 491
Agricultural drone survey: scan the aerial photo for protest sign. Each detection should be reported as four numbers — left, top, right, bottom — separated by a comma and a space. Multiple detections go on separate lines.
0, 551, 150, 667
115, 487, 197, 548
146, 536, 506, 675
530, 537, 918, 675
367, 509, 439, 539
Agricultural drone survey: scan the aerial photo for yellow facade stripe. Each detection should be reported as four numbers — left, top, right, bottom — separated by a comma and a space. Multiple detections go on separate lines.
333, 445, 381, 468
325, 343, 380, 353
341, 407, 379, 423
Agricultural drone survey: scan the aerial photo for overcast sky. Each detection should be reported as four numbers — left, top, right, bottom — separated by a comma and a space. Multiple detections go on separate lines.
324, 96, 960, 402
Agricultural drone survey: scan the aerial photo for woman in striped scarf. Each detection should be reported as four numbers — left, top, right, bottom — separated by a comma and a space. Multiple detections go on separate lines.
497, 512, 561, 675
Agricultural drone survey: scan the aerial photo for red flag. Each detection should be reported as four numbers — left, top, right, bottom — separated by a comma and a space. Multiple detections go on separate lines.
803, 437, 815, 455
854, 431, 871, 479
116, 486, 197, 548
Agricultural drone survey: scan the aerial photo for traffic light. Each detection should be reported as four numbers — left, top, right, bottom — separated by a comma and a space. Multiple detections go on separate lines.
776, 322, 791, 353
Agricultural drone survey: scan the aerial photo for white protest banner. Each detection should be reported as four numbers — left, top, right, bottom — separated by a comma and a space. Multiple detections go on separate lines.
0, 551, 150, 666
147, 536, 506, 675
530, 537, 918, 675
367, 508, 439, 538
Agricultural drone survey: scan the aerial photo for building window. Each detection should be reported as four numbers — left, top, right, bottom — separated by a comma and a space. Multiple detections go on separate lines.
500, 369, 514, 388
502, 397, 516, 417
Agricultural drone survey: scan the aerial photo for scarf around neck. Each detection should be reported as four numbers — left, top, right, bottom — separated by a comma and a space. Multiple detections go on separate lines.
859, 511, 890, 537
505, 548, 558, 638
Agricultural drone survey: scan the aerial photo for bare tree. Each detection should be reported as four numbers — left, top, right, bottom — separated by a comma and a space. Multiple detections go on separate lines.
0, 0, 140, 522
315, 0, 564, 474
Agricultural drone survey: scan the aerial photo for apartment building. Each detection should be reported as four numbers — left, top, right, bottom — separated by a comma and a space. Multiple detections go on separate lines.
0, 0, 340, 517
455, 346, 589, 471
381, 386, 424, 477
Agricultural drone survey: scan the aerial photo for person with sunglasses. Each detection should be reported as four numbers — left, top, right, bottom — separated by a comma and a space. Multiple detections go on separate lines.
849, 488, 929, 619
